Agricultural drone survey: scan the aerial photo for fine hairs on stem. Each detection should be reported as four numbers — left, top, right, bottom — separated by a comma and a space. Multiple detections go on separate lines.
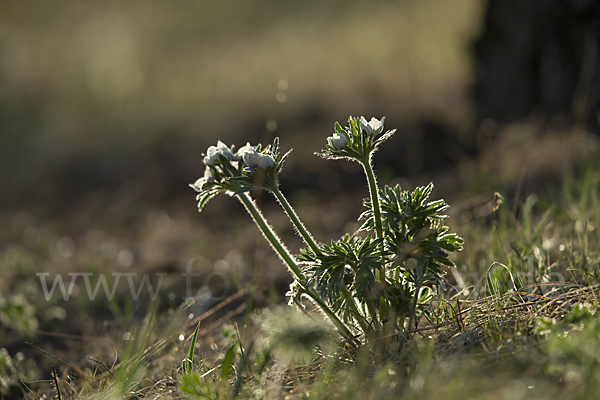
270, 186, 372, 334
236, 192, 355, 340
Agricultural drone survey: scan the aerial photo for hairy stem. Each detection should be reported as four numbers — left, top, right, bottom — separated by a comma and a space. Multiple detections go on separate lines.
271, 186, 320, 254
361, 158, 386, 282
407, 279, 423, 335
236, 192, 354, 341
361, 159, 383, 240
272, 187, 373, 335
341, 286, 370, 334
237, 192, 302, 278
365, 297, 382, 333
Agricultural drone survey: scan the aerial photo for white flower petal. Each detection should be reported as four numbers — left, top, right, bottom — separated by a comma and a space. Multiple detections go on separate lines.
190, 167, 215, 191
242, 149, 262, 169
327, 132, 348, 150
242, 148, 274, 170
359, 116, 369, 133
237, 142, 255, 157
203, 141, 238, 165
359, 116, 386, 135
190, 177, 205, 192
257, 154, 275, 169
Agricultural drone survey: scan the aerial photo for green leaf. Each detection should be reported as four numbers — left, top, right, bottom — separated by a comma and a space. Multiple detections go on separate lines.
232, 339, 254, 398
179, 372, 214, 398
196, 189, 220, 212
221, 344, 236, 380
354, 263, 375, 300
182, 322, 201, 373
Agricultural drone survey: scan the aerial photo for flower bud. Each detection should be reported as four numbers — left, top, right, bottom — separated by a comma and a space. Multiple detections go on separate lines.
327, 132, 348, 150
190, 167, 215, 191
236, 142, 255, 158
203, 141, 238, 165
257, 154, 275, 169
242, 149, 274, 170
242, 149, 261, 168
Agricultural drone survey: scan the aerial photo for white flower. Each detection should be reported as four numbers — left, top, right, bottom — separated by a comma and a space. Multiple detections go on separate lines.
327, 132, 348, 150
359, 116, 386, 135
257, 154, 275, 169
203, 141, 238, 165
242, 148, 261, 168
242, 148, 274, 170
190, 167, 214, 191
236, 142, 255, 157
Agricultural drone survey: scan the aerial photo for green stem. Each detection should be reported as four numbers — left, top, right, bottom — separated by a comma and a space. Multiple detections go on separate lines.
237, 192, 302, 279
361, 158, 386, 283
407, 281, 422, 336
341, 286, 370, 334
359, 157, 387, 334
236, 192, 354, 341
361, 159, 383, 240
304, 286, 356, 343
271, 186, 373, 335
271, 186, 320, 254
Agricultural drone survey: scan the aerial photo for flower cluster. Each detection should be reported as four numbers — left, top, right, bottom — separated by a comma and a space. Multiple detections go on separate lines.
190, 141, 248, 194
203, 140, 238, 165
319, 116, 395, 162
190, 137, 291, 211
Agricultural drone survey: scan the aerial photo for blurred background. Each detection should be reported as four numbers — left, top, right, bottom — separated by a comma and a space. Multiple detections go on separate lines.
1, 0, 480, 209
1, 0, 600, 391
1, 0, 483, 288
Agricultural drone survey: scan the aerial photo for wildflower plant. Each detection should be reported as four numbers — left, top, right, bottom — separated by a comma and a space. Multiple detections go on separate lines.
191, 116, 463, 342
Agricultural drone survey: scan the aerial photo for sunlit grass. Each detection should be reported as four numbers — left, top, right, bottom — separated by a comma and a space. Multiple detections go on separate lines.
2, 131, 598, 400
